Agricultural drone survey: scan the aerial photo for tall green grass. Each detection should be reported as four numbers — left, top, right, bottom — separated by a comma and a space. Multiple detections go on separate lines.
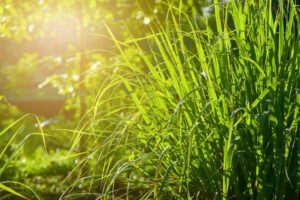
66, 0, 300, 199
0, 114, 46, 199
2, 0, 299, 199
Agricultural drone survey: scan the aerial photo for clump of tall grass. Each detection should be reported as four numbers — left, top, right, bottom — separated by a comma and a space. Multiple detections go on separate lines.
66, 0, 300, 199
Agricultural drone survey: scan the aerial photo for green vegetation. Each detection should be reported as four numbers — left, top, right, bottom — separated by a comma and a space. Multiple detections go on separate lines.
0, 0, 299, 199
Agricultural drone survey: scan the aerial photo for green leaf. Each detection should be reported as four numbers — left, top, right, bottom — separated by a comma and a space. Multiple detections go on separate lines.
0, 183, 29, 199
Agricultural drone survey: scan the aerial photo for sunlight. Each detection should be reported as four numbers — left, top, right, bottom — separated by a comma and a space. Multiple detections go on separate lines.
46, 12, 78, 43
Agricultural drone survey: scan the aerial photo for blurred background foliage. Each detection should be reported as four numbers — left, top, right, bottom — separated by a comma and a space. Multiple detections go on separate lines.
0, 0, 213, 116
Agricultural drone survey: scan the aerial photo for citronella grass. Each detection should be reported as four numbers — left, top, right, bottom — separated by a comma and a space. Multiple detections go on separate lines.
2, 0, 299, 199
67, 0, 300, 199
